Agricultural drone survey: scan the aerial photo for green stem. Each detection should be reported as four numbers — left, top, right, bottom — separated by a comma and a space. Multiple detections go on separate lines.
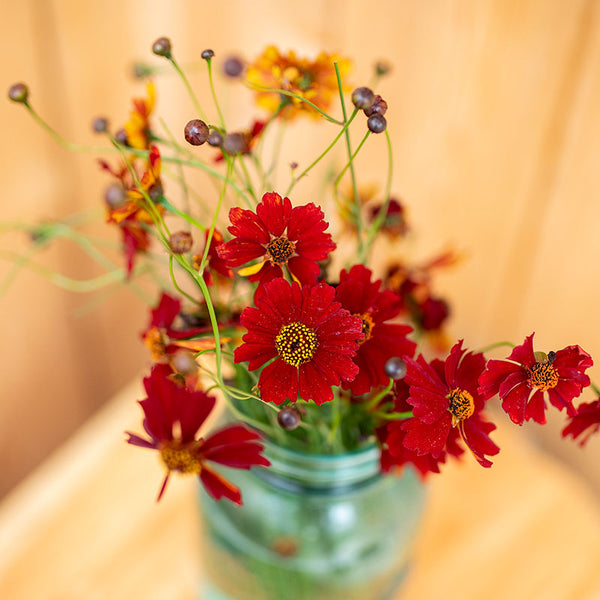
244, 82, 343, 124
285, 108, 359, 196
477, 341, 516, 354
373, 410, 413, 421
169, 56, 208, 122
206, 58, 226, 129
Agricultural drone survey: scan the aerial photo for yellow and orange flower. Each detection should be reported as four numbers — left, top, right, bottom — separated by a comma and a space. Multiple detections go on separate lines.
246, 46, 351, 119
124, 80, 156, 150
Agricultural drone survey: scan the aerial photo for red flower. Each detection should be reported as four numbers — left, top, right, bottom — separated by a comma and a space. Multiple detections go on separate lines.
401, 341, 499, 467
142, 292, 219, 366
478, 333, 593, 425
234, 278, 362, 405
380, 381, 464, 477
126, 365, 270, 504
562, 398, 600, 446
217, 192, 335, 289
335, 265, 416, 395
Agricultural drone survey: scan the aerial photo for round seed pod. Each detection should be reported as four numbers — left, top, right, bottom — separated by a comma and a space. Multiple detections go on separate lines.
201, 49, 215, 60
351, 86, 375, 110
222, 132, 247, 155
208, 130, 224, 147
223, 56, 244, 77
367, 113, 387, 134
8, 82, 29, 103
277, 406, 302, 430
92, 117, 109, 133
384, 357, 407, 380
152, 37, 172, 58
169, 231, 193, 254
184, 119, 209, 146
364, 95, 388, 117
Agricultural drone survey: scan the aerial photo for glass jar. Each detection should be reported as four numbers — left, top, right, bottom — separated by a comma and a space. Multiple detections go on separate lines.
197, 438, 426, 600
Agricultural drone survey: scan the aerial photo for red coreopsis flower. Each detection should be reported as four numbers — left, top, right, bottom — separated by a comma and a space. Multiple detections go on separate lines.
401, 341, 500, 468
142, 292, 220, 367
217, 192, 335, 289
334, 265, 416, 395
379, 381, 464, 477
234, 278, 363, 405
478, 333, 593, 425
562, 398, 600, 446
125, 365, 270, 504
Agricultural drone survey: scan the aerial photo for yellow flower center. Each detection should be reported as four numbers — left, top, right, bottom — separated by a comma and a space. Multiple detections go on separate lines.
159, 443, 201, 475
144, 327, 167, 362
276, 322, 318, 367
355, 312, 375, 345
447, 388, 475, 426
529, 361, 559, 391
266, 236, 296, 265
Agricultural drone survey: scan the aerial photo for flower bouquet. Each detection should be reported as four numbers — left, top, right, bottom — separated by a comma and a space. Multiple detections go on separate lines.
6, 37, 600, 600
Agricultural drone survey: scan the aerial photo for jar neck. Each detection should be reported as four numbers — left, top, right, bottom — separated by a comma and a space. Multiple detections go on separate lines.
254, 439, 382, 495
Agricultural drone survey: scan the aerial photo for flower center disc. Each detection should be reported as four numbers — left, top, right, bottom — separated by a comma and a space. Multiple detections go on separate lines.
529, 361, 559, 391
355, 312, 375, 345
266, 236, 296, 265
447, 388, 475, 426
276, 322, 318, 367
160, 443, 201, 475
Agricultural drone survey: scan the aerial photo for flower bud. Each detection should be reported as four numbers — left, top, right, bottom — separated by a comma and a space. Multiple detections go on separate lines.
184, 119, 209, 146
384, 357, 407, 379
208, 130, 224, 147
171, 350, 198, 375
222, 132, 247, 155
351, 86, 375, 110
169, 231, 193, 254
152, 37, 172, 58
104, 183, 126, 208
277, 406, 302, 430
201, 49, 215, 60
92, 117, 109, 133
375, 60, 391, 78
223, 56, 244, 78
114, 128, 129, 146
364, 95, 387, 117
8, 82, 29, 104
367, 113, 387, 134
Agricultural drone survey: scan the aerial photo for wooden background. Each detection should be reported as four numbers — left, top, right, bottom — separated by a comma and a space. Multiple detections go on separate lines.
1, 0, 599, 499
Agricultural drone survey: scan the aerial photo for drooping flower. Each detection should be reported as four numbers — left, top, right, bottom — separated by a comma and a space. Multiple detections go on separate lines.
335, 265, 416, 395
246, 45, 352, 119
142, 292, 218, 367
234, 278, 363, 405
401, 341, 499, 467
378, 381, 464, 477
478, 333, 593, 425
562, 398, 600, 446
217, 192, 335, 289
125, 364, 270, 504
124, 80, 156, 150
105, 145, 165, 276
368, 198, 409, 239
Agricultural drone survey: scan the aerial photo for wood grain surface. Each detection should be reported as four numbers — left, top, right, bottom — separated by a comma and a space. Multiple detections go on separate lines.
1, 0, 599, 501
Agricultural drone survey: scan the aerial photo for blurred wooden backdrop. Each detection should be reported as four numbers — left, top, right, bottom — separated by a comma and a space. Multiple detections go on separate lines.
1, 0, 599, 499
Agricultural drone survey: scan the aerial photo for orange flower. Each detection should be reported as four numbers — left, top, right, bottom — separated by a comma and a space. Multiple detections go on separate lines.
124, 80, 156, 150
246, 46, 351, 119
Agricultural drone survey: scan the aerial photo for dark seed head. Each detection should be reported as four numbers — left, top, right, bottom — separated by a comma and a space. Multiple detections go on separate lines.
223, 56, 244, 77
201, 49, 215, 60
104, 183, 126, 208
277, 406, 302, 430
364, 95, 388, 117
152, 37, 172, 58
351, 86, 375, 110
92, 117, 109, 134
207, 130, 224, 147
8, 82, 29, 104
384, 357, 407, 379
184, 119, 209, 146
222, 132, 247, 155
367, 113, 387, 134
114, 128, 129, 146
169, 231, 193, 254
